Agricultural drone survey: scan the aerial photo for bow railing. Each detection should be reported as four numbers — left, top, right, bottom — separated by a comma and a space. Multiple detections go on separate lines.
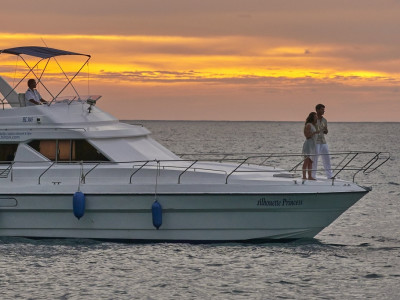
0, 150, 390, 185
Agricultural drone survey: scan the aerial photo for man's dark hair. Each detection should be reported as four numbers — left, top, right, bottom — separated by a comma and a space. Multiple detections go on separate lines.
27, 79, 36, 87
315, 104, 325, 111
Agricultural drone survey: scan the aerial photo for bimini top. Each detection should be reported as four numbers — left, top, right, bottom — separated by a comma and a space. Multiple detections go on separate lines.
0, 46, 90, 59
0, 46, 93, 108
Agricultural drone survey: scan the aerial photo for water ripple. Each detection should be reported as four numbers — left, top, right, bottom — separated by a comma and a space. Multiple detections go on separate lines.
1, 122, 400, 299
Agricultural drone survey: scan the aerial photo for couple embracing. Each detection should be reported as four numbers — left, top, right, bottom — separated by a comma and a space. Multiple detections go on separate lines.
302, 104, 333, 180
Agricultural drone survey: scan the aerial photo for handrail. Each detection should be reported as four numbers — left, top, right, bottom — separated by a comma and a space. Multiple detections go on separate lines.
178, 160, 198, 184
0, 164, 11, 175
3, 150, 389, 186
81, 162, 101, 183
67, 96, 77, 105
10, 161, 15, 181
129, 161, 151, 184
364, 154, 390, 174
332, 153, 358, 180
225, 158, 249, 184
38, 161, 56, 184
290, 158, 305, 172
0, 127, 87, 132
0, 162, 13, 179
331, 152, 352, 172
159, 164, 227, 174
352, 153, 379, 182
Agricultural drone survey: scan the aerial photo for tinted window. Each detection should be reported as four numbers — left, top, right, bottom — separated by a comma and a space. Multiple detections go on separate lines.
0, 144, 18, 162
28, 140, 109, 162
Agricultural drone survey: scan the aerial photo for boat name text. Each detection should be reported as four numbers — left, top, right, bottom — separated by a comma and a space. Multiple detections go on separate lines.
22, 117, 34, 123
257, 197, 303, 207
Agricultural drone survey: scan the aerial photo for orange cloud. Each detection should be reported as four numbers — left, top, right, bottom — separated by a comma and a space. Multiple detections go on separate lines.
2, 32, 398, 87
1, 32, 400, 121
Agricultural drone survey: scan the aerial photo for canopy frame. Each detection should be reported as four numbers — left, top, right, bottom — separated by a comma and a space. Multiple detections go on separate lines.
0, 46, 91, 108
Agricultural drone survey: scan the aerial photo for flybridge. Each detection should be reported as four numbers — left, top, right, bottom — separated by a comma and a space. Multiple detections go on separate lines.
0, 46, 99, 108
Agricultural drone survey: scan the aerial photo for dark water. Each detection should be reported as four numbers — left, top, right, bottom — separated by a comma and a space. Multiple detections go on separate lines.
1, 121, 399, 299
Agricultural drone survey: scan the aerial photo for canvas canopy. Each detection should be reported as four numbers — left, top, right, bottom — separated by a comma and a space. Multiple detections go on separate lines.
0, 46, 90, 59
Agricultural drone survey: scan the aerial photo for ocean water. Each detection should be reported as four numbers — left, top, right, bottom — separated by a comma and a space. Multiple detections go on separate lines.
1, 121, 399, 299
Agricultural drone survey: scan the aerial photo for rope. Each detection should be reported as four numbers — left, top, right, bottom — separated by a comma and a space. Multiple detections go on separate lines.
13, 56, 19, 87
155, 160, 160, 201
87, 61, 90, 96
78, 161, 83, 192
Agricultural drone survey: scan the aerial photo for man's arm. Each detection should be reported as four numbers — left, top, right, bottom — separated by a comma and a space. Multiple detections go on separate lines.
25, 90, 42, 105
28, 99, 41, 105
324, 119, 328, 134
27, 90, 47, 105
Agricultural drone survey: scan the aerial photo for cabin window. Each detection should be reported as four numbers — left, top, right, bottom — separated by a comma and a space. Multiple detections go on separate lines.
59, 140, 72, 161
73, 140, 109, 161
0, 144, 18, 162
28, 139, 109, 162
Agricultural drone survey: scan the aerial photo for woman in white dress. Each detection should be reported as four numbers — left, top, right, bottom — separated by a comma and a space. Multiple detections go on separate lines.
302, 112, 319, 180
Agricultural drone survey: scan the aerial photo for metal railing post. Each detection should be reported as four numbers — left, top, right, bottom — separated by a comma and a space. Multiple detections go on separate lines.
178, 161, 198, 184
38, 161, 56, 185
129, 161, 150, 184
225, 158, 248, 184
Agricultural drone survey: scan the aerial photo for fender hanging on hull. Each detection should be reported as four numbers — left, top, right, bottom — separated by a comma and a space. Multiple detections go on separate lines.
152, 200, 162, 229
73, 191, 86, 220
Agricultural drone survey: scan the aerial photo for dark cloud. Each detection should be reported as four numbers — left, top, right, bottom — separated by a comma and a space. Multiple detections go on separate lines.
2, 0, 400, 47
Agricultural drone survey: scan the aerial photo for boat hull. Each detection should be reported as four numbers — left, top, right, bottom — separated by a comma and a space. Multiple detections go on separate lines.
0, 191, 367, 242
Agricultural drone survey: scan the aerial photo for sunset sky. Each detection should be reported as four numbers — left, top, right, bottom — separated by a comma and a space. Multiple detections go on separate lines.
1, 0, 399, 121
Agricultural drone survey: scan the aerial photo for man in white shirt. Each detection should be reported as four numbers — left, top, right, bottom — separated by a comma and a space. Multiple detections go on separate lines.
25, 79, 47, 106
312, 104, 333, 179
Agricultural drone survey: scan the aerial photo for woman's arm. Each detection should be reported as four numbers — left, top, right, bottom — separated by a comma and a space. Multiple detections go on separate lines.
304, 124, 319, 139
304, 124, 312, 138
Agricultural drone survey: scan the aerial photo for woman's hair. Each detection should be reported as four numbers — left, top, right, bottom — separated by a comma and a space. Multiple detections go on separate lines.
305, 112, 316, 125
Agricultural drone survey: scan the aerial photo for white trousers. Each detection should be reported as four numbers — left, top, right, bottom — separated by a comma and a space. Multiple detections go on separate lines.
312, 143, 333, 179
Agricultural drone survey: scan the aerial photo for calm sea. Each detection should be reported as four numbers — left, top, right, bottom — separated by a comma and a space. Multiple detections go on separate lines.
1, 121, 399, 299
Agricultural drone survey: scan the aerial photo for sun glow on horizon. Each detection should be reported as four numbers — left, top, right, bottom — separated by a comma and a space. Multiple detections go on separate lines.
1, 32, 399, 88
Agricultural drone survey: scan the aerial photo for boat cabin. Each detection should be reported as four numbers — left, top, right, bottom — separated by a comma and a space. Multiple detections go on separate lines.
0, 46, 179, 165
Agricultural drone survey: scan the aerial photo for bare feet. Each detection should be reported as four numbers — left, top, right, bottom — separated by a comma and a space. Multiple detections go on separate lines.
308, 177, 316, 180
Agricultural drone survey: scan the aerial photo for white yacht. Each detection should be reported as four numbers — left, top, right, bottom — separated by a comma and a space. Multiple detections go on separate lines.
0, 46, 389, 242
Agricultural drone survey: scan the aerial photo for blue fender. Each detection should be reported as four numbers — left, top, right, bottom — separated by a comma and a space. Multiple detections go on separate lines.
152, 200, 162, 229
73, 191, 86, 220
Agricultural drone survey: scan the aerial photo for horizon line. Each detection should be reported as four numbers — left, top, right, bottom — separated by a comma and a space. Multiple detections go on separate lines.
121, 119, 400, 123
